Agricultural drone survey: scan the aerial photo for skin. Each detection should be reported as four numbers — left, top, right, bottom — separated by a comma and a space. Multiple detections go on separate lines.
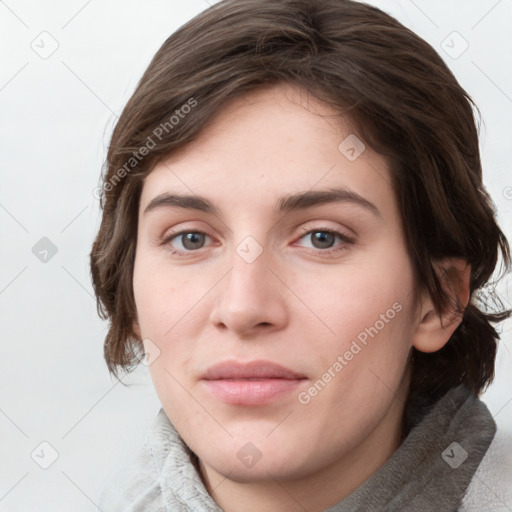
132, 82, 470, 512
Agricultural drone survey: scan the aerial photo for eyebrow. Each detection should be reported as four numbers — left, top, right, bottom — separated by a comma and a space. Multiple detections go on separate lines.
143, 187, 382, 218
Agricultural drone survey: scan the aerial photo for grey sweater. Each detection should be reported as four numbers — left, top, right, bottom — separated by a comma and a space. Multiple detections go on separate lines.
98, 385, 497, 511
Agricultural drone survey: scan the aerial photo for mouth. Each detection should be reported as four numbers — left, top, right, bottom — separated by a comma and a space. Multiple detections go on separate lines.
200, 360, 307, 406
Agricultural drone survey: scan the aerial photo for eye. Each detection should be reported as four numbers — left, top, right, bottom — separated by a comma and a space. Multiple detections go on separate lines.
163, 230, 213, 255
295, 226, 354, 255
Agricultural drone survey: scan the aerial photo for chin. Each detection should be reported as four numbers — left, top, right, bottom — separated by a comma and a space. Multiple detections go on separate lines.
198, 438, 319, 483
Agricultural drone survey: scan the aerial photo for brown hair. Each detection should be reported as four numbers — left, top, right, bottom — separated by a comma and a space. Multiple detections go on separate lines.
90, 0, 510, 415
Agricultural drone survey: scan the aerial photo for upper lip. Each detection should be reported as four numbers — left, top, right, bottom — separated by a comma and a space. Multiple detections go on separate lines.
202, 360, 306, 380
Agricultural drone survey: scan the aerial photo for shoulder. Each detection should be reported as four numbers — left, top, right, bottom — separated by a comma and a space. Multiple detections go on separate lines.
460, 426, 512, 511
97, 409, 173, 512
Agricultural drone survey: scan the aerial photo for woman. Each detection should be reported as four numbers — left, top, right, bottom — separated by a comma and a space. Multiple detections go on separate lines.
90, 0, 510, 510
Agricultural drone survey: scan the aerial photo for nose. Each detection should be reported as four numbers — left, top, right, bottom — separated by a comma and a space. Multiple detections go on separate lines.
208, 246, 289, 337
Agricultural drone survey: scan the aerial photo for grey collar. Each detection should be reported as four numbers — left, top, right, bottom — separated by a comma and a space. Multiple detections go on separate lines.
324, 385, 496, 511
101, 385, 496, 512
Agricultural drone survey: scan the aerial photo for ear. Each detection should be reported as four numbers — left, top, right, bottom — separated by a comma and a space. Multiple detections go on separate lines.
412, 258, 471, 353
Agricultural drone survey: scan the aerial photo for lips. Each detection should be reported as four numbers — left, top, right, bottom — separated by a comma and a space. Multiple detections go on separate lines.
201, 360, 307, 405
202, 360, 306, 380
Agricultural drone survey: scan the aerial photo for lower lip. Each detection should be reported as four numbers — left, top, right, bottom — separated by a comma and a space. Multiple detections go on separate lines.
202, 379, 305, 405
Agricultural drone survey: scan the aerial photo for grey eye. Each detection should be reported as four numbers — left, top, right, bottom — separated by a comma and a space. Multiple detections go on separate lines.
308, 231, 336, 249
178, 232, 207, 250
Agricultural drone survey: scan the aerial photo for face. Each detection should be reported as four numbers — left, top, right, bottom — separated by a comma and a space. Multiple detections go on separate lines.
132, 83, 421, 488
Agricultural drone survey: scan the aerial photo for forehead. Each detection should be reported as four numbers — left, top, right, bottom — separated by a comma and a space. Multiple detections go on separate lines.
139, 83, 396, 220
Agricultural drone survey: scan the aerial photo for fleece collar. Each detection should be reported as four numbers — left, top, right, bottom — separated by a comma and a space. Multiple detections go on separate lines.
324, 385, 496, 511
100, 385, 496, 512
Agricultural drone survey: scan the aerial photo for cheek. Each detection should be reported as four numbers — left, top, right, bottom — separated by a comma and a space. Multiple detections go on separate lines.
132, 252, 209, 395
294, 248, 417, 405
133, 256, 199, 418
132, 251, 182, 337
294, 248, 415, 345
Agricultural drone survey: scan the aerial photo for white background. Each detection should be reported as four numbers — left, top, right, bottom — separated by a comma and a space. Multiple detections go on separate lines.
0, 0, 511, 510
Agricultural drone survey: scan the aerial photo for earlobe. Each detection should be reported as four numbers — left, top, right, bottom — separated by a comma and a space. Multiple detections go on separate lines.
412, 258, 471, 353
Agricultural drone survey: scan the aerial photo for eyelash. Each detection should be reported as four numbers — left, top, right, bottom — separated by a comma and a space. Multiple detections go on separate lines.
161, 226, 355, 258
